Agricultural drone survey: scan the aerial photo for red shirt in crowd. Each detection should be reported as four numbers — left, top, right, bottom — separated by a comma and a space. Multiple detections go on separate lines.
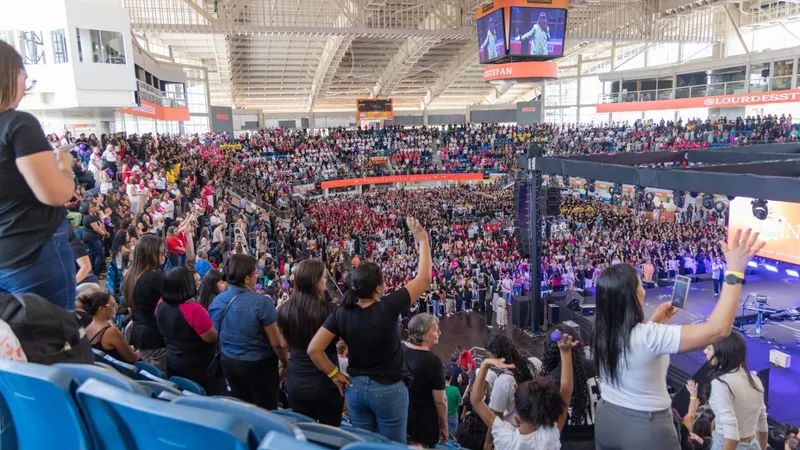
167, 236, 185, 255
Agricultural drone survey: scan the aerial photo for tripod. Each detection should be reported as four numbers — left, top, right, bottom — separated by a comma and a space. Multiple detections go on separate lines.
741, 294, 776, 343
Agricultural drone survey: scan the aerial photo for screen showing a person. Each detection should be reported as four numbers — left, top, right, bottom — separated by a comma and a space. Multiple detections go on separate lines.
728, 196, 796, 264
510, 7, 567, 57
672, 276, 692, 309
477, 9, 506, 63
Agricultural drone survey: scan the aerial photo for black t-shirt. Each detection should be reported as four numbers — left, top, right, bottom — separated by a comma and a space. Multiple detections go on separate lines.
322, 287, 412, 384
0, 110, 66, 268
70, 239, 99, 285
130, 270, 166, 350
82, 214, 101, 242
404, 344, 445, 447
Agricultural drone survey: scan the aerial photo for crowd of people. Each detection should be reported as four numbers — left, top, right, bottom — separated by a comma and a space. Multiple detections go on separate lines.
3, 40, 800, 450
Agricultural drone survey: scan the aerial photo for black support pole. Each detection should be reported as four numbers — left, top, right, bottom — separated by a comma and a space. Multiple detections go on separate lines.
529, 164, 543, 333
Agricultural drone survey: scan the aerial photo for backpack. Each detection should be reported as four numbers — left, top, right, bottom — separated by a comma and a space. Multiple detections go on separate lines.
0, 293, 93, 365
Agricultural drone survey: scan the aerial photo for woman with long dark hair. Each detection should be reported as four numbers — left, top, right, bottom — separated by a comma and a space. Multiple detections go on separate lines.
308, 217, 431, 443
0, 42, 77, 310
209, 254, 288, 410
593, 229, 763, 450
542, 325, 593, 428
197, 269, 225, 310
123, 234, 167, 371
277, 259, 342, 425
156, 266, 219, 394
705, 332, 767, 450
482, 332, 535, 448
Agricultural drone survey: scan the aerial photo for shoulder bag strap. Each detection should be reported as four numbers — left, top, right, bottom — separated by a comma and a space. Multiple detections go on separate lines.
217, 292, 244, 336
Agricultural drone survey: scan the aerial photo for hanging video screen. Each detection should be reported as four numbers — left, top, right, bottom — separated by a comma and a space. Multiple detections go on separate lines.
476, 9, 506, 63
509, 7, 567, 58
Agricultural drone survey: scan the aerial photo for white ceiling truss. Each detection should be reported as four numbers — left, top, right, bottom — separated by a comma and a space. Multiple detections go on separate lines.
124, 0, 734, 113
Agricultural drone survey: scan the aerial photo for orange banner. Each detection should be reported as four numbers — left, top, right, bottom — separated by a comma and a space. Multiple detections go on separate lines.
117, 100, 190, 121
728, 197, 800, 265
369, 157, 389, 166
321, 173, 484, 189
356, 98, 394, 120
483, 61, 558, 82
597, 89, 800, 113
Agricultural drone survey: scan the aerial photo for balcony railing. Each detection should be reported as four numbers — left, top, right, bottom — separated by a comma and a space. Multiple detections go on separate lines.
598, 76, 794, 105
137, 80, 187, 109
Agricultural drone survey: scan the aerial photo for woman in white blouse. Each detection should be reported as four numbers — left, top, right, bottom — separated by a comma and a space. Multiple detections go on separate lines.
593, 229, 763, 450
705, 332, 768, 450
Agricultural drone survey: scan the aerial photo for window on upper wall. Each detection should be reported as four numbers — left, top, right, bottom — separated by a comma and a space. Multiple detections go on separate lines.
51, 29, 68, 64
18, 31, 46, 65
77, 28, 126, 64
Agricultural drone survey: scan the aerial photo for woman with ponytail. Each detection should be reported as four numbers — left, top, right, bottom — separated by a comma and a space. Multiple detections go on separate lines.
308, 217, 431, 444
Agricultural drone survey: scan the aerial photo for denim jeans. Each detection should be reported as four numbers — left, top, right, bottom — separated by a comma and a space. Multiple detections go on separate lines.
88, 239, 104, 275
513, 285, 522, 296
0, 221, 76, 310
432, 300, 441, 316
447, 414, 458, 434
345, 376, 409, 444
711, 433, 760, 450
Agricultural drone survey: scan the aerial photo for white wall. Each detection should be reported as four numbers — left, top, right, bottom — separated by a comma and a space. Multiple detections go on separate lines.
30, 107, 118, 136
132, 44, 187, 83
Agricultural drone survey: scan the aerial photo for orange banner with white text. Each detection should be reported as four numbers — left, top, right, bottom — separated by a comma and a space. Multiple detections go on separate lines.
117, 100, 190, 121
321, 173, 485, 189
597, 89, 800, 113
483, 61, 558, 82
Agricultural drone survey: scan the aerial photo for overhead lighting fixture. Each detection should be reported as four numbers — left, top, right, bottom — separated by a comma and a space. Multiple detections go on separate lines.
702, 194, 715, 210
765, 264, 778, 273
747, 261, 759, 268
786, 269, 799, 278
751, 199, 768, 220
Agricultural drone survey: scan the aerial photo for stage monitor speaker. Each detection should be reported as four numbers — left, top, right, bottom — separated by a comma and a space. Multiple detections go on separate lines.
547, 304, 560, 325
512, 296, 531, 328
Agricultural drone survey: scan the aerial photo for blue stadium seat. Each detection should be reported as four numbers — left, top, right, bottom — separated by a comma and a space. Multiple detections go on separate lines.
135, 361, 166, 379
138, 380, 184, 398
91, 348, 106, 362
138, 367, 175, 385
341, 444, 409, 450
169, 376, 206, 395
76, 379, 255, 450
55, 363, 152, 396
295, 423, 365, 449
337, 426, 391, 443
259, 431, 326, 450
172, 395, 305, 442
102, 355, 140, 379
272, 409, 316, 424
0, 360, 91, 449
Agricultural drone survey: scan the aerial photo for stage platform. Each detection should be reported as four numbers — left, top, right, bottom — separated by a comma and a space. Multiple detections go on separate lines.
568, 270, 800, 426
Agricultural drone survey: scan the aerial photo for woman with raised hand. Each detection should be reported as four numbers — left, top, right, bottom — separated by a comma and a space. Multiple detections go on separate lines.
593, 229, 764, 450
308, 217, 431, 444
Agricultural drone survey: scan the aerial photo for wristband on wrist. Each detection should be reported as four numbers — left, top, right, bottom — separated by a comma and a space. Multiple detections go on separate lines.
725, 271, 745, 279
327, 367, 339, 379
690, 396, 697, 400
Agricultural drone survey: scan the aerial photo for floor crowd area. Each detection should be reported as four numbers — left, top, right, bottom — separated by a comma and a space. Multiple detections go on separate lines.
1, 114, 799, 450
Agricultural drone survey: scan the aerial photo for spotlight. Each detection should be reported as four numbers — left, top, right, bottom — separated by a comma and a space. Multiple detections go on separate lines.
702, 194, 715, 210
765, 264, 778, 273
689, 192, 698, 198
727, 195, 736, 201
751, 199, 768, 220
787, 269, 799, 278
672, 191, 685, 208
611, 184, 623, 196
714, 201, 725, 213
747, 261, 759, 268
645, 192, 655, 202
586, 179, 595, 193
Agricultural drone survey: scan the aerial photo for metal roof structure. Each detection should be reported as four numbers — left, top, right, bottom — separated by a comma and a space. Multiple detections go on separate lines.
123, 0, 769, 113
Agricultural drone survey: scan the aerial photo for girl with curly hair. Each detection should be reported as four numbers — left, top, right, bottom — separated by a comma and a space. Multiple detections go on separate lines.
541, 325, 593, 427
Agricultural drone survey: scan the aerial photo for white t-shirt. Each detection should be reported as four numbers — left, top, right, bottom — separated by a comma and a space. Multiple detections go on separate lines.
489, 372, 518, 427
491, 417, 561, 450
599, 321, 681, 411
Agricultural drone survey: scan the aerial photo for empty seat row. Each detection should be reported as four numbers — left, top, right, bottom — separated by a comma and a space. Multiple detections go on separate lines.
0, 360, 410, 450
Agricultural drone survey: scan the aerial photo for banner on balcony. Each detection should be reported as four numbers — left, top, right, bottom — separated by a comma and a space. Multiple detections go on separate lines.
597, 89, 800, 113
117, 100, 190, 121
369, 157, 389, 166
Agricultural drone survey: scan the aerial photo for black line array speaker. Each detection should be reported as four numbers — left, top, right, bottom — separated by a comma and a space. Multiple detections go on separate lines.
544, 188, 562, 216
514, 181, 531, 258
512, 296, 531, 328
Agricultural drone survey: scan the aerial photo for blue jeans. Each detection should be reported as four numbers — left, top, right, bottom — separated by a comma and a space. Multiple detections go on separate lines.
513, 285, 522, 296
711, 433, 760, 450
432, 300, 440, 316
0, 221, 76, 310
447, 414, 458, 434
345, 376, 409, 444
88, 239, 104, 275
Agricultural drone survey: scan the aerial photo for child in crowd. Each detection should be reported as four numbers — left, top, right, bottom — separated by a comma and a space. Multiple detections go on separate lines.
494, 291, 507, 330
471, 333, 577, 450
445, 373, 463, 435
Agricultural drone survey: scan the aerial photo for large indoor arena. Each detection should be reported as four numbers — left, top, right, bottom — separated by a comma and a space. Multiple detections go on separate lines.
1, 0, 800, 448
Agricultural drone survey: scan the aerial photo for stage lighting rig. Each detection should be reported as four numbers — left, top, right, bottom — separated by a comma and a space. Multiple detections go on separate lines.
714, 201, 726, 213
611, 183, 622, 196
673, 191, 685, 208
585, 179, 595, 192
702, 194, 715, 210
751, 199, 768, 220
645, 192, 654, 202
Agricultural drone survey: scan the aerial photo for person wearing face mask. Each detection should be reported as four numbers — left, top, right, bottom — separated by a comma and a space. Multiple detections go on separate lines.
0, 41, 77, 310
